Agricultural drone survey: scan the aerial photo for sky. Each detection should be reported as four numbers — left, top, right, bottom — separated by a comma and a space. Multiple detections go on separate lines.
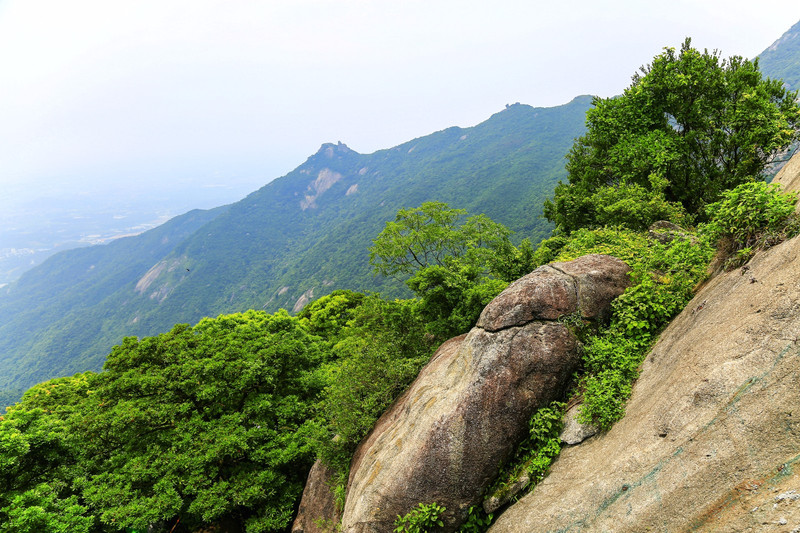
2, 0, 800, 209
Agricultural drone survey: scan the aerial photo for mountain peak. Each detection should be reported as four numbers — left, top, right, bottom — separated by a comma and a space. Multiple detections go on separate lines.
316, 141, 354, 158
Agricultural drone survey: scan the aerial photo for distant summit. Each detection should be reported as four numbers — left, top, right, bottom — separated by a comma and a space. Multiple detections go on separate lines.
758, 19, 800, 90
315, 141, 355, 156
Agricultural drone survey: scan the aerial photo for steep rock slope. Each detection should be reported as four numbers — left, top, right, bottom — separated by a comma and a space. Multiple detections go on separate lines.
490, 184, 800, 530
0, 97, 592, 406
774, 146, 800, 194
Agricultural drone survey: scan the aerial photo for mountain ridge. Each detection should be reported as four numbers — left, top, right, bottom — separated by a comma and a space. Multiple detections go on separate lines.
3, 18, 800, 407
759, 19, 800, 90
0, 96, 593, 406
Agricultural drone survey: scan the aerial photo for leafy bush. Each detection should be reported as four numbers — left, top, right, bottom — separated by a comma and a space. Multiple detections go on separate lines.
522, 226, 713, 430
0, 373, 98, 532
701, 181, 800, 268
407, 262, 507, 339
567, 230, 713, 428
394, 502, 446, 533
371, 203, 533, 340
1, 482, 93, 533
487, 402, 565, 505
537, 226, 650, 267
311, 296, 437, 474
457, 506, 493, 533
584, 178, 688, 232
77, 310, 326, 532
298, 290, 366, 341
545, 38, 800, 233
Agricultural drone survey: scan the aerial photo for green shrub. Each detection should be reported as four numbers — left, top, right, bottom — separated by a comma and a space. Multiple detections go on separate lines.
528, 226, 712, 430
573, 230, 713, 428
298, 290, 366, 341
579, 368, 633, 431
457, 506, 493, 533
371, 203, 531, 341
546, 226, 651, 266
408, 262, 507, 340
588, 178, 688, 231
311, 296, 437, 485
487, 402, 565, 504
701, 181, 800, 268
394, 502, 446, 533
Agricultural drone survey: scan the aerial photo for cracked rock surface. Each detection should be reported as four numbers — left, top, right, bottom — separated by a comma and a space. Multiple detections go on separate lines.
335, 254, 629, 532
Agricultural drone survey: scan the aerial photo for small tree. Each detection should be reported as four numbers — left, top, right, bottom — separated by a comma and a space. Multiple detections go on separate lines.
544, 38, 800, 233
369, 202, 515, 278
369, 202, 533, 338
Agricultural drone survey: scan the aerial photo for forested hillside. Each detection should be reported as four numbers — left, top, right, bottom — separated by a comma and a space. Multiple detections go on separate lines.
0, 96, 592, 406
0, 207, 228, 407
759, 19, 800, 90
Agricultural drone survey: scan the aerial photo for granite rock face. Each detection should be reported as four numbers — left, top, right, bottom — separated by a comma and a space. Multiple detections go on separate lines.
338, 254, 630, 532
490, 232, 800, 532
559, 403, 599, 445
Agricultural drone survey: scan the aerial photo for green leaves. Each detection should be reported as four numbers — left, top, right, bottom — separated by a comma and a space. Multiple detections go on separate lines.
0, 373, 98, 531
69, 310, 326, 531
1, 483, 93, 533
556, 228, 714, 429
394, 502, 446, 533
369, 202, 514, 278
486, 401, 565, 508
546, 38, 800, 233
311, 296, 436, 473
370, 202, 533, 340
700, 181, 800, 267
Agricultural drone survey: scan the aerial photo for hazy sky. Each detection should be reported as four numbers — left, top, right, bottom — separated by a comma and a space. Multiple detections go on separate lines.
2, 0, 800, 204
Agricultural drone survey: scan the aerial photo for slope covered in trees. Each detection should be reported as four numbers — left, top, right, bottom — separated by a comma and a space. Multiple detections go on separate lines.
545, 38, 800, 233
0, 96, 592, 406
758, 18, 800, 91
0, 207, 228, 408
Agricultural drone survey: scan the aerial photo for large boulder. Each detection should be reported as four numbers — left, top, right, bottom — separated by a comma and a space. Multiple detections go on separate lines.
489, 232, 800, 532
339, 254, 630, 532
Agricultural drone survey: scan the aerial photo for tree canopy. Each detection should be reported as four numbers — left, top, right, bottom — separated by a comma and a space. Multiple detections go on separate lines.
544, 38, 800, 233
1, 297, 439, 533
74, 310, 326, 532
369, 202, 534, 338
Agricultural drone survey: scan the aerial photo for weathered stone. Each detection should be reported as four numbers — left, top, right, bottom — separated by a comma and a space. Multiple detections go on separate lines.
482, 473, 530, 514
478, 254, 629, 331
291, 460, 340, 533
559, 403, 598, 445
489, 225, 800, 532
548, 254, 631, 323
476, 267, 577, 331
339, 254, 630, 532
773, 148, 800, 198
